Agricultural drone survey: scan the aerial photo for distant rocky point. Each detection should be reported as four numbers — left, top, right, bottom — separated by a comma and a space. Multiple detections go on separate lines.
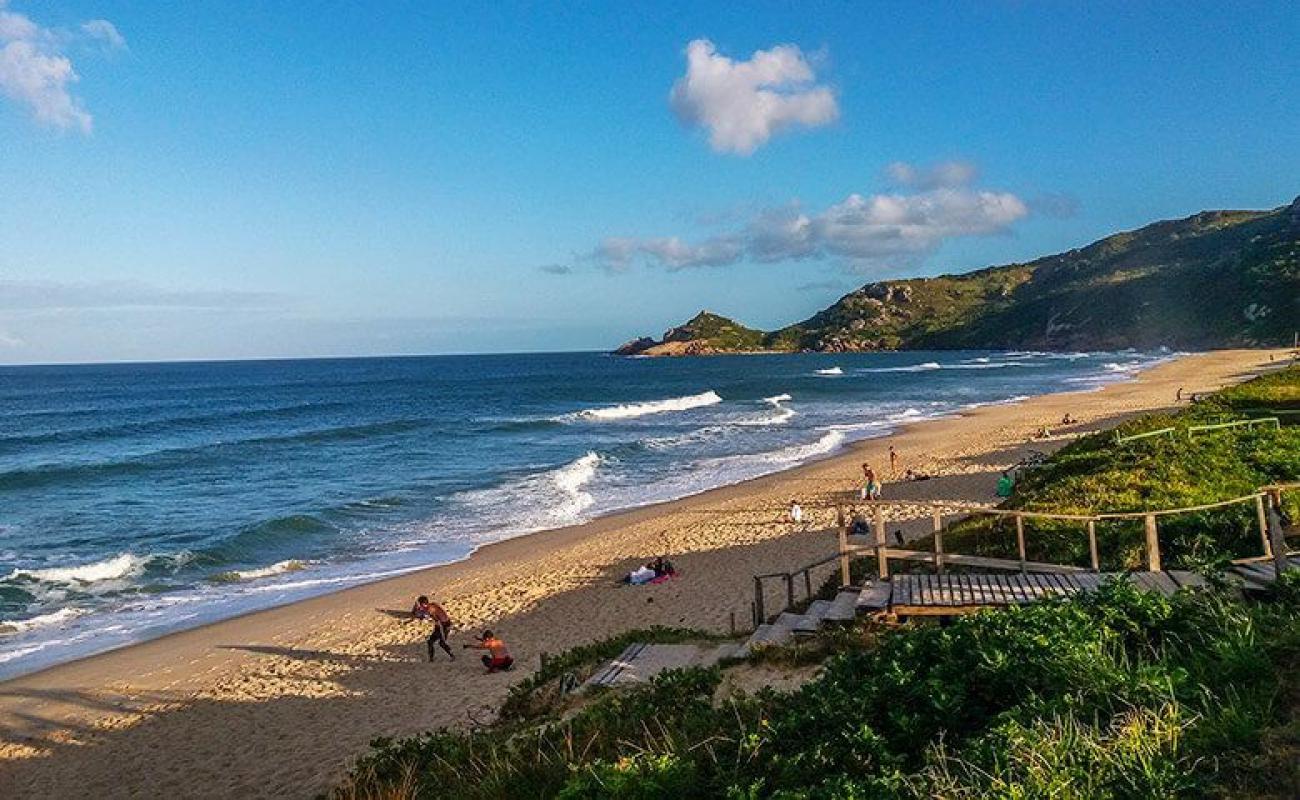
616, 196, 1300, 356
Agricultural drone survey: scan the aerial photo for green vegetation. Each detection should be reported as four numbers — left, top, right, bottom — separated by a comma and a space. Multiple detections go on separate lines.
933, 366, 1300, 571
335, 373, 1300, 799
619, 198, 1300, 354
338, 580, 1300, 799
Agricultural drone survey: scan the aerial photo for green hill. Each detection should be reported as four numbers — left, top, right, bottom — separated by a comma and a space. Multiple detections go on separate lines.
617, 197, 1300, 355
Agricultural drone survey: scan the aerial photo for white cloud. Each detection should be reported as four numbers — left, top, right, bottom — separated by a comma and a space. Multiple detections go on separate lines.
591, 169, 1030, 272
0, 2, 125, 133
81, 19, 126, 51
595, 235, 744, 272
0, 328, 22, 347
669, 39, 838, 156
884, 160, 979, 190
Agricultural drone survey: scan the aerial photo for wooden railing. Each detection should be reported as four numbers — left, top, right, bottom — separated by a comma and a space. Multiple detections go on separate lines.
835, 484, 1298, 584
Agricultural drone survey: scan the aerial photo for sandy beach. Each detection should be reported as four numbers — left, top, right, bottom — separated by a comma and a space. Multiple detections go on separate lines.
0, 349, 1287, 799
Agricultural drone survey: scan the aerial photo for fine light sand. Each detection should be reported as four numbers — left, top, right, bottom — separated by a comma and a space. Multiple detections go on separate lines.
0, 349, 1288, 798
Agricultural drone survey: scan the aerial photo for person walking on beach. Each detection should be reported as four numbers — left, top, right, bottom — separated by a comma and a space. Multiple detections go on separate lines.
860, 464, 881, 501
888, 446, 899, 478
412, 595, 454, 662
464, 630, 514, 672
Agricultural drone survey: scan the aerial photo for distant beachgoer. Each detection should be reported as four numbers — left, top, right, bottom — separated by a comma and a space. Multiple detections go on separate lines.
888, 446, 899, 477
412, 595, 454, 662
464, 630, 513, 672
788, 500, 804, 526
1176, 387, 1184, 401
904, 469, 931, 482
849, 508, 871, 537
649, 556, 676, 578
1061, 414, 1076, 425
627, 564, 656, 584
860, 465, 880, 500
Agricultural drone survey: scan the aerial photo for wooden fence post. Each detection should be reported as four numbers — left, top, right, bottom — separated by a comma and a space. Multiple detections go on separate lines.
932, 509, 944, 575
1267, 492, 1289, 580
874, 504, 889, 579
1144, 514, 1161, 572
1087, 520, 1100, 572
785, 574, 795, 611
1015, 515, 1027, 573
803, 569, 813, 599
1256, 494, 1273, 558
753, 576, 765, 625
837, 505, 851, 588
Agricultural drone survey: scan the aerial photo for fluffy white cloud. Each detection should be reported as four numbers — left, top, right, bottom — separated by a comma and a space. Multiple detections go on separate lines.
592, 164, 1030, 272
81, 19, 126, 51
0, 2, 124, 133
670, 39, 838, 156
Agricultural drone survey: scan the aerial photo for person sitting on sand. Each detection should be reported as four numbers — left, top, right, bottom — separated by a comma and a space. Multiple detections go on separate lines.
903, 469, 932, 482
464, 630, 513, 672
649, 556, 676, 578
1060, 413, 1076, 425
849, 508, 871, 537
412, 595, 454, 662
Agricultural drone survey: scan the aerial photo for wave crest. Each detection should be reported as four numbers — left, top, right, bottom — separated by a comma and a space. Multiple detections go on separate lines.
568, 391, 722, 421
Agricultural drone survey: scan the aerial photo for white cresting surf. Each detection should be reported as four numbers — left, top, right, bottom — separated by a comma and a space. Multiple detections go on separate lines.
568, 390, 723, 421
0, 349, 1182, 677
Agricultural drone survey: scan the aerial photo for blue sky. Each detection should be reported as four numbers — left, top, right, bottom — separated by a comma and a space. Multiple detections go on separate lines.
1, 1, 1298, 364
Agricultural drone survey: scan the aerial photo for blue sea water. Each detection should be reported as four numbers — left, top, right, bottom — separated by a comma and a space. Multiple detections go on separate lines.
0, 349, 1174, 677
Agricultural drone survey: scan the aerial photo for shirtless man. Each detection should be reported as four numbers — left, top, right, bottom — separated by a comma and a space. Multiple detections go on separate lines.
465, 629, 514, 672
412, 595, 454, 662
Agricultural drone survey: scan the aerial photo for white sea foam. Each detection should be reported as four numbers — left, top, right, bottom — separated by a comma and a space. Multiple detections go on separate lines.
0, 607, 85, 635
569, 391, 722, 421
5, 553, 146, 585
733, 393, 797, 427
814, 367, 843, 375
211, 560, 307, 583
861, 361, 942, 373
452, 451, 605, 531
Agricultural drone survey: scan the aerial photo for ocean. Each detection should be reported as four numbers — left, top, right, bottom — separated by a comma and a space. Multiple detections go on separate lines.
0, 349, 1175, 677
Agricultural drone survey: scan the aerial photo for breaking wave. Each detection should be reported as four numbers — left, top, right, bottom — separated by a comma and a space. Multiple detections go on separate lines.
567, 391, 722, 421
209, 560, 308, 583
815, 367, 844, 375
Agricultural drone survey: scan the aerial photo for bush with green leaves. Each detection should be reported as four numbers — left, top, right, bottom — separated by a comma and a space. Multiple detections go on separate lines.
339, 578, 1300, 799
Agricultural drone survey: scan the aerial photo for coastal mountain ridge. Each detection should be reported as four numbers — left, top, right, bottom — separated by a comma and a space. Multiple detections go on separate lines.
616, 197, 1300, 355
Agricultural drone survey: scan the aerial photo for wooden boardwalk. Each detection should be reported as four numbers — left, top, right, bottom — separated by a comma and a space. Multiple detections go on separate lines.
880, 570, 1207, 616
862, 557, 1300, 617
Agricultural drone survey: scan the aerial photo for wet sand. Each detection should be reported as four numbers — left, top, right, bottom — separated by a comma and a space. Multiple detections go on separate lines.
0, 349, 1286, 799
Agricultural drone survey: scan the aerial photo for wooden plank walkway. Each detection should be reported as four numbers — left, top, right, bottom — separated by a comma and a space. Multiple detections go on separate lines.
885, 569, 1213, 616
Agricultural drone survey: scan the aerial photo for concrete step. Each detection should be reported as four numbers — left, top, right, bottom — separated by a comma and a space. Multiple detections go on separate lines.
824, 590, 859, 622
793, 600, 833, 633
857, 580, 893, 612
